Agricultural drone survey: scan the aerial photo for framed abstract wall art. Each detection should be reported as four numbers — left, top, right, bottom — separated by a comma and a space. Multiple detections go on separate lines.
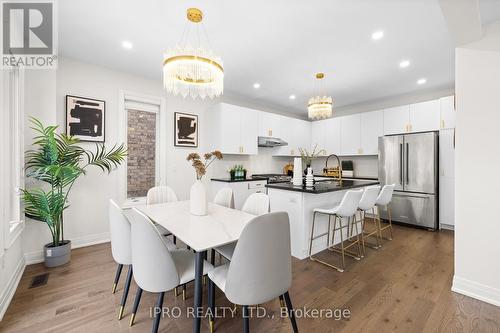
66, 95, 105, 142
174, 112, 198, 147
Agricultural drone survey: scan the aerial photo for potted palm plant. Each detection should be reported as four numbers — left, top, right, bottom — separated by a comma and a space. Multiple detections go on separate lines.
22, 118, 127, 267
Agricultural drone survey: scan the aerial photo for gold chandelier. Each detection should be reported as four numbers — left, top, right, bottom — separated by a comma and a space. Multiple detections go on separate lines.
163, 8, 224, 99
308, 73, 333, 120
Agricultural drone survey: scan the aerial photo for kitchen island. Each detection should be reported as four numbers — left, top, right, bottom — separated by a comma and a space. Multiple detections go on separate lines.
267, 179, 379, 259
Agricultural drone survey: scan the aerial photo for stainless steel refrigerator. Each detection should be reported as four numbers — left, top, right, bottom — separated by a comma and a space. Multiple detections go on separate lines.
378, 131, 438, 230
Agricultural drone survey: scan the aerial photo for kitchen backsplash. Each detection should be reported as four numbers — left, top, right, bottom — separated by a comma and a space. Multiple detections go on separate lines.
209, 149, 379, 179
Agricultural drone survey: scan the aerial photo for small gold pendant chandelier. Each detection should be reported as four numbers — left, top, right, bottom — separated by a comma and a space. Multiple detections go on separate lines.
308, 73, 333, 120
163, 8, 224, 99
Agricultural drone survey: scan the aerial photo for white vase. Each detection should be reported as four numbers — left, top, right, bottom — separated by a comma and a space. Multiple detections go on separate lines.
293, 157, 303, 186
190, 180, 207, 216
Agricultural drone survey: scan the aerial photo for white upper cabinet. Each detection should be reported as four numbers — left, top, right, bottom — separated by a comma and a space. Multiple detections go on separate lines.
275, 116, 293, 156
384, 105, 410, 135
341, 114, 361, 155
258, 112, 282, 138
216, 105, 241, 154
311, 120, 326, 153
324, 117, 341, 155
275, 118, 311, 156
409, 100, 440, 132
296, 119, 311, 154
361, 110, 383, 155
440, 95, 456, 129
209, 103, 258, 155
239, 108, 259, 155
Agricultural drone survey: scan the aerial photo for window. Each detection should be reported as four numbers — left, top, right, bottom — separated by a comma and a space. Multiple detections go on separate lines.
121, 93, 166, 200
1, 67, 24, 250
127, 109, 157, 197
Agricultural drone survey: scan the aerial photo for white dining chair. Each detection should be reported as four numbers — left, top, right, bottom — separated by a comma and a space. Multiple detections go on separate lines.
146, 186, 178, 243
375, 184, 396, 242
213, 188, 234, 208
207, 212, 298, 333
215, 193, 270, 261
108, 199, 133, 321
356, 185, 381, 253
146, 185, 178, 204
127, 208, 214, 332
309, 189, 363, 272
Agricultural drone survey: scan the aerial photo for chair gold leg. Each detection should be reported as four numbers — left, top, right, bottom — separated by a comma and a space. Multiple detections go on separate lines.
182, 284, 186, 301
118, 306, 124, 320
174, 287, 178, 297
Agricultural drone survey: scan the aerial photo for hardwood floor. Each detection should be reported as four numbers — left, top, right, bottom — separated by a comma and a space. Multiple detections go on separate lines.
1, 225, 499, 333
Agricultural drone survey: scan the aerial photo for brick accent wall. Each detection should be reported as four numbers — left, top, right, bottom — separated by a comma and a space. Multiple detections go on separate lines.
127, 110, 156, 198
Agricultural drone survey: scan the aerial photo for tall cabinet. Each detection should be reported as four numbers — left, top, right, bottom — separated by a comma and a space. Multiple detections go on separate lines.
207, 103, 259, 155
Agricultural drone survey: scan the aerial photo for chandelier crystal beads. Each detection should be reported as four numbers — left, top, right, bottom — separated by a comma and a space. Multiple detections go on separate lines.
163, 8, 224, 99
308, 73, 333, 120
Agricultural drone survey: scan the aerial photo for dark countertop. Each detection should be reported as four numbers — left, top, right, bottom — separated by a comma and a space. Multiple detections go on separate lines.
211, 177, 267, 183
265, 179, 380, 194
315, 175, 378, 181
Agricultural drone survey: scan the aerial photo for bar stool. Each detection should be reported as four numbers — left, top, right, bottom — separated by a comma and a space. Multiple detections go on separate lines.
355, 186, 382, 253
309, 190, 363, 272
375, 184, 395, 242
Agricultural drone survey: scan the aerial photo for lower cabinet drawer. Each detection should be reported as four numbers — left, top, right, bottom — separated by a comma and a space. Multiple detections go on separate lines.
248, 181, 266, 189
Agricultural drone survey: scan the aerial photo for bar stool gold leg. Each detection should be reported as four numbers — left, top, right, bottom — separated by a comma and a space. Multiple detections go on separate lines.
373, 207, 382, 248
360, 211, 366, 255
353, 214, 363, 258
387, 204, 394, 240
338, 216, 346, 271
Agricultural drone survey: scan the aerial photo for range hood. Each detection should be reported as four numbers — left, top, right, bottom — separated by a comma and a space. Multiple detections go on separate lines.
258, 136, 288, 148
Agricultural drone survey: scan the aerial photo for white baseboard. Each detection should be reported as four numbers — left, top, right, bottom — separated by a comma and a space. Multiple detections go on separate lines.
0, 256, 26, 321
24, 232, 110, 265
440, 223, 455, 231
452, 275, 500, 307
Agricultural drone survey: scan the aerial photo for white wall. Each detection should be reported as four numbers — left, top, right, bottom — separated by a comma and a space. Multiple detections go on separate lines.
21, 57, 294, 260
453, 21, 500, 306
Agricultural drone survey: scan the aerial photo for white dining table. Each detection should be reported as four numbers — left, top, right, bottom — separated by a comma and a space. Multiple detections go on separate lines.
136, 200, 256, 333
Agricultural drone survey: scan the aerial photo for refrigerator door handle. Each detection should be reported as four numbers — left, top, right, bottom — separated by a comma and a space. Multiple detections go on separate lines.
399, 143, 403, 185
406, 142, 409, 185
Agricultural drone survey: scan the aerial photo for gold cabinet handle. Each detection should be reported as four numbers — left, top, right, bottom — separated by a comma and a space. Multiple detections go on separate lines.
268, 129, 273, 136
440, 119, 445, 129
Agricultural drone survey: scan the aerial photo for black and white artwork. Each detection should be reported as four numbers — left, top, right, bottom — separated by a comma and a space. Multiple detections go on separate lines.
174, 112, 198, 147
66, 95, 105, 142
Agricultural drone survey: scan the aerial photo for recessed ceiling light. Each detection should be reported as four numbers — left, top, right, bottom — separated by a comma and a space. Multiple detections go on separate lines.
372, 30, 384, 40
253, 83, 261, 89
289, 94, 296, 100
399, 60, 410, 68
417, 78, 427, 85
122, 41, 133, 49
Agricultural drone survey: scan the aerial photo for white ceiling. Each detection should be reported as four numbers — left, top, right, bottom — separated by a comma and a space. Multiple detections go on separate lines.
59, 0, 500, 117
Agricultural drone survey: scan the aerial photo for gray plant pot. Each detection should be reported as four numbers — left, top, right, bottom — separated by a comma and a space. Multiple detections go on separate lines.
44, 240, 71, 267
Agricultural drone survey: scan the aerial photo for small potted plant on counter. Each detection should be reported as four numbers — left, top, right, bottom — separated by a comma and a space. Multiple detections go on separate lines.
22, 118, 127, 267
229, 165, 246, 180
